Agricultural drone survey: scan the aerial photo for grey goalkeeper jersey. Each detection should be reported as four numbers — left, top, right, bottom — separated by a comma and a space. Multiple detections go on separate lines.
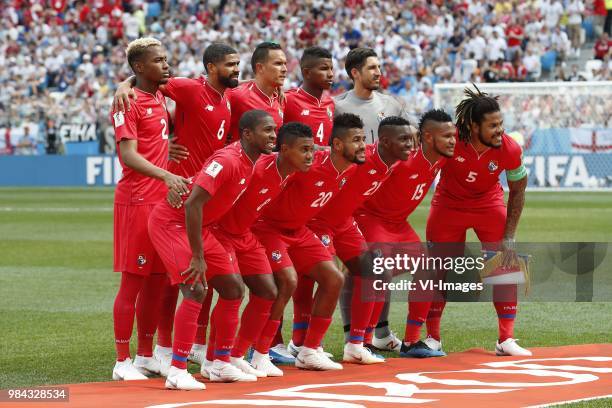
334, 90, 410, 142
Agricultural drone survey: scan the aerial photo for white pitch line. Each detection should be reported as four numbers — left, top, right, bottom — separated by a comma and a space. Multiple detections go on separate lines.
0, 207, 112, 212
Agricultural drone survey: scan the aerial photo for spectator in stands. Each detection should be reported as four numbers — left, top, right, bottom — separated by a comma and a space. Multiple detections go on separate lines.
15, 125, 36, 155
567, 0, 586, 57
594, 32, 612, 59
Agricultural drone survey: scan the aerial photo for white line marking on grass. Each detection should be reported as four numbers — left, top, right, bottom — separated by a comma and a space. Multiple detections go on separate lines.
0, 207, 112, 212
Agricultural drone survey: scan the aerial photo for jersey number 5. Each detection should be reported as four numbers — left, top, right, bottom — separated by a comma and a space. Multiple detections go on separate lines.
311, 191, 333, 207
465, 171, 478, 183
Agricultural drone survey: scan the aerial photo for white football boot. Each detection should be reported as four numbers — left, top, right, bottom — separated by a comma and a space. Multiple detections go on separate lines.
343, 342, 385, 364
251, 350, 284, 377
296, 347, 343, 371
112, 358, 148, 381
209, 360, 257, 382
133, 355, 161, 376
495, 338, 532, 356
165, 366, 206, 390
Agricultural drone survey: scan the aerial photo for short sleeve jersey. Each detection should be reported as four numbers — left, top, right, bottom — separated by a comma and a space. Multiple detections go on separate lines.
218, 153, 292, 235
227, 81, 284, 143
283, 88, 334, 146
162, 76, 231, 177
313, 143, 396, 228
111, 88, 169, 205
358, 148, 446, 223
260, 150, 356, 230
432, 134, 523, 209
154, 142, 255, 225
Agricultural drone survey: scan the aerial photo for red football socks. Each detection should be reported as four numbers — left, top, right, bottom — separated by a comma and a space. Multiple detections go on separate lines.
231, 294, 273, 358
292, 275, 315, 346
303, 316, 332, 349
113, 272, 145, 361
405, 301, 431, 344
494, 284, 518, 342
210, 298, 241, 362
254, 319, 281, 354
194, 289, 213, 345
171, 298, 202, 369
348, 276, 376, 344
136, 274, 165, 357
364, 301, 385, 344
156, 278, 179, 348
426, 301, 446, 341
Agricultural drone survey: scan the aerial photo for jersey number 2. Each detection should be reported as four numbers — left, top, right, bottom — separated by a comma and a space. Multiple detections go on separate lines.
160, 118, 168, 140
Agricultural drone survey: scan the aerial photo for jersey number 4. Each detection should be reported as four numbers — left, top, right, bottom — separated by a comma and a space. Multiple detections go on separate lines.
316, 123, 324, 143
311, 191, 333, 207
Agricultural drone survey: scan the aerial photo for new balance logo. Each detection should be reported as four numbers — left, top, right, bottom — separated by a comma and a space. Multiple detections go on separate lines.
301, 109, 310, 116
259, 188, 269, 194
315, 181, 324, 187
456, 156, 466, 162
206, 105, 214, 111
410, 174, 419, 179
239, 178, 246, 185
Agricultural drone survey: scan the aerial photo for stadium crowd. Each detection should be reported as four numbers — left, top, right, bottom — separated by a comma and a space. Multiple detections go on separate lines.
1, 0, 612, 155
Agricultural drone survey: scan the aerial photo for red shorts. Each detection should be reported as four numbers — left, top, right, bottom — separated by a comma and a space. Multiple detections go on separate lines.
212, 226, 272, 276
355, 213, 424, 258
251, 222, 333, 274
426, 205, 506, 245
309, 217, 367, 262
148, 207, 235, 285
113, 203, 165, 276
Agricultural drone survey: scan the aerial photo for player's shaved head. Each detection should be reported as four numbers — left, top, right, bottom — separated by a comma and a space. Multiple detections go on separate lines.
126, 37, 162, 71
418, 109, 453, 135
203, 43, 238, 73
378, 116, 411, 139
330, 113, 364, 146
277, 122, 313, 149
300, 46, 332, 70
251, 41, 283, 73
239, 110, 273, 135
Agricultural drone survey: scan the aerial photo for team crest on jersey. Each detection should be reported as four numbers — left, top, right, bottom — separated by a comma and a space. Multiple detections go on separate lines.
205, 105, 214, 111
278, 109, 284, 119
327, 106, 333, 119
368, 169, 377, 175
320, 235, 331, 247
239, 178, 246, 185
137, 254, 147, 266
488, 160, 499, 172
377, 112, 386, 121
372, 248, 383, 258
226, 100, 231, 112
339, 177, 347, 188
271, 250, 282, 262
146, 107, 153, 115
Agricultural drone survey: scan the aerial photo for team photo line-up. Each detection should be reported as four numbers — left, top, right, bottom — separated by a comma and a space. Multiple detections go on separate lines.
109, 37, 529, 391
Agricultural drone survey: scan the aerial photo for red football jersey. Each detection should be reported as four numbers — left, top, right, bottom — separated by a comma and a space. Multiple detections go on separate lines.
153, 141, 255, 225
433, 134, 522, 209
259, 150, 356, 230
313, 143, 395, 228
358, 148, 446, 223
162, 76, 231, 178
218, 153, 293, 235
227, 81, 284, 143
283, 88, 334, 146
111, 88, 169, 205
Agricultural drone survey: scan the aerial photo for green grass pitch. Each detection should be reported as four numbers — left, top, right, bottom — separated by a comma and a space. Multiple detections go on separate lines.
1, 188, 611, 406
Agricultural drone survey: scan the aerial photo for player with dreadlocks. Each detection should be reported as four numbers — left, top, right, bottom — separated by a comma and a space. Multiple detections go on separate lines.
425, 84, 530, 356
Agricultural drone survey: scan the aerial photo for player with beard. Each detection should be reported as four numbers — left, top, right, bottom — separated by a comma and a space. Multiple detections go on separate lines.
250, 113, 362, 371
113, 43, 242, 368
227, 42, 287, 143
354, 109, 456, 358
426, 86, 530, 356
334, 47, 411, 351
295, 116, 414, 365
283, 46, 335, 146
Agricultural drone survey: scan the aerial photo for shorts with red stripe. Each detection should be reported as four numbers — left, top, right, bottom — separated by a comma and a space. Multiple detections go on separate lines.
114, 203, 165, 276
426, 205, 506, 245
309, 217, 367, 262
148, 206, 235, 285
354, 213, 423, 258
251, 221, 333, 274
211, 226, 272, 276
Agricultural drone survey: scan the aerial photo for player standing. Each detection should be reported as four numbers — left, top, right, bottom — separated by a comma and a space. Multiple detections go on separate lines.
110, 38, 190, 381
148, 110, 278, 389
426, 86, 530, 356
355, 109, 456, 358
283, 46, 335, 146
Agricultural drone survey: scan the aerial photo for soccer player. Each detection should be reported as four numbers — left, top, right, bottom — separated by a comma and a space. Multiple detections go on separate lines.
355, 109, 456, 358
148, 110, 277, 389
426, 86, 530, 356
334, 47, 411, 351
334, 47, 409, 142
227, 42, 287, 143
110, 37, 190, 381
302, 116, 414, 364
113, 43, 242, 367
283, 46, 335, 146
205, 122, 315, 378
251, 113, 364, 371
